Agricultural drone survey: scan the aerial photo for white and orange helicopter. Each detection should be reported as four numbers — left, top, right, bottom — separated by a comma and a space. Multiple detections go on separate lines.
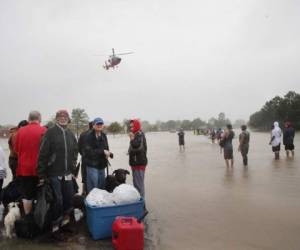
101, 48, 133, 70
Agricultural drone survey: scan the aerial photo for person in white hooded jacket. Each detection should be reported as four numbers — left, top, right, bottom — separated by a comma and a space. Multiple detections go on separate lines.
0, 145, 7, 194
269, 121, 282, 160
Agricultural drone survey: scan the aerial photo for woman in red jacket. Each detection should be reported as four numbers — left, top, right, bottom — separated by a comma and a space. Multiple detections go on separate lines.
128, 119, 148, 199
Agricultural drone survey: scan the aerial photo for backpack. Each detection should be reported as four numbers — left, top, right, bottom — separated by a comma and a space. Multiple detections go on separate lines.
219, 138, 226, 148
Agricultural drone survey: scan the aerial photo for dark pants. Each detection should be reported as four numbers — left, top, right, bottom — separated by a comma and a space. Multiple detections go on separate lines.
240, 145, 249, 166
19, 176, 39, 200
49, 177, 74, 227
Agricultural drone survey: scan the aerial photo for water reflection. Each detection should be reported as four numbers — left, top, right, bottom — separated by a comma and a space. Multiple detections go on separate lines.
241, 166, 249, 179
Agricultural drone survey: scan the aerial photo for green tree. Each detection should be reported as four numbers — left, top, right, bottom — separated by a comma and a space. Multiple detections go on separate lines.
165, 120, 177, 130
181, 120, 192, 130
249, 91, 300, 130
107, 122, 123, 135
70, 108, 89, 138
191, 118, 206, 129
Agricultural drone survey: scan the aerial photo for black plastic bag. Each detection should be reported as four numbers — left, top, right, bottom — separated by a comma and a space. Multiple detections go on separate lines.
15, 214, 40, 239
33, 182, 54, 229
0, 179, 22, 206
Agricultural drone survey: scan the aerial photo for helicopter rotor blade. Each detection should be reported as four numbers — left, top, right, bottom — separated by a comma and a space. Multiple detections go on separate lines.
115, 52, 134, 55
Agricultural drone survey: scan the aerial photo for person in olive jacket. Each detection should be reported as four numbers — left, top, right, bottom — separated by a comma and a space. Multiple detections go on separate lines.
84, 117, 113, 193
38, 110, 78, 239
128, 119, 148, 198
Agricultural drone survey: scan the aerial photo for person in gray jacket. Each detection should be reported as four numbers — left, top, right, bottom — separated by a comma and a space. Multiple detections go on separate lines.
238, 125, 250, 166
38, 110, 78, 240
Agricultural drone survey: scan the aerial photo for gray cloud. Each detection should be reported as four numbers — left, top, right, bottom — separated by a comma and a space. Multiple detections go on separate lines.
1, 0, 299, 124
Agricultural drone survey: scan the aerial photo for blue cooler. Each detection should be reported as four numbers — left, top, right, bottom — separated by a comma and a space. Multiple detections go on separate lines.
85, 199, 144, 240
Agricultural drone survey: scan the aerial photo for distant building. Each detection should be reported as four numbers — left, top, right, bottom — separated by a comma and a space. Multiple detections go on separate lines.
0, 128, 10, 138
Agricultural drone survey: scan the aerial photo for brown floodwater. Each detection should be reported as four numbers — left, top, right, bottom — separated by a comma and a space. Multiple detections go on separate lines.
0, 131, 299, 250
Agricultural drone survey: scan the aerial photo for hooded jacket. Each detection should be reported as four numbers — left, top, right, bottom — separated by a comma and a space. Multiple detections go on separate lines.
128, 120, 148, 167
38, 124, 78, 178
271, 122, 281, 147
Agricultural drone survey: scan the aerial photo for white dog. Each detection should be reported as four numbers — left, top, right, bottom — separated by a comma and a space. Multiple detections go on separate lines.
4, 202, 21, 238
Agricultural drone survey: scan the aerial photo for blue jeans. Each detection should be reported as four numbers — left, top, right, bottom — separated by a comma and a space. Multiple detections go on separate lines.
86, 166, 106, 193
49, 176, 74, 227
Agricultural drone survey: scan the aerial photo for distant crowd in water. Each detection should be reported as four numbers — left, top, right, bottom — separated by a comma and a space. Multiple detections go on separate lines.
178, 121, 295, 168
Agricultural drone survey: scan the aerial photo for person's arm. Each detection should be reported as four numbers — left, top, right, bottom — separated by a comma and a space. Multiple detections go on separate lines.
0, 147, 6, 170
238, 133, 244, 151
292, 128, 295, 139
283, 130, 287, 145
269, 131, 275, 144
37, 132, 51, 179
78, 134, 83, 155
14, 131, 20, 155
71, 134, 79, 175
143, 134, 147, 153
103, 133, 111, 158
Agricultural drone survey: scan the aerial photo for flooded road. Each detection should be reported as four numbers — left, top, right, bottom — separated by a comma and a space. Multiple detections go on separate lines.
1, 131, 300, 250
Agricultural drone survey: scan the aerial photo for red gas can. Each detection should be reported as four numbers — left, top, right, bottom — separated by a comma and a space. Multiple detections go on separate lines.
112, 216, 144, 250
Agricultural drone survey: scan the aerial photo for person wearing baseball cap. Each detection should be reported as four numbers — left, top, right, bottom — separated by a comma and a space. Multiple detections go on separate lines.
84, 117, 113, 193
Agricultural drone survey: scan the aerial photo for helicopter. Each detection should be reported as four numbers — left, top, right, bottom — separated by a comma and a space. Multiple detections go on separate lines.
102, 48, 133, 70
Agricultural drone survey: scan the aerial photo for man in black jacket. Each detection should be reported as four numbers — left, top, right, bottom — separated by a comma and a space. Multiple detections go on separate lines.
38, 110, 78, 239
84, 117, 112, 193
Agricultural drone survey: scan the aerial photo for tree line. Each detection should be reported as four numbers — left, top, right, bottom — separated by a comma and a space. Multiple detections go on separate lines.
1, 109, 246, 136
249, 91, 300, 131
61, 110, 243, 136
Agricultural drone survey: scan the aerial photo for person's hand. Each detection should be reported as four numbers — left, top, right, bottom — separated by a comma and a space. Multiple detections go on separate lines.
129, 132, 135, 140
38, 178, 45, 186
104, 150, 111, 158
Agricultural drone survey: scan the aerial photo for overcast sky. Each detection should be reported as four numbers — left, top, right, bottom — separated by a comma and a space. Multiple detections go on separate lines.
0, 0, 299, 125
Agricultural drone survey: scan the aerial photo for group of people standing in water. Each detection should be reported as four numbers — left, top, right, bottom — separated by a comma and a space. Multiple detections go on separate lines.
179, 121, 296, 168
270, 121, 295, 160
